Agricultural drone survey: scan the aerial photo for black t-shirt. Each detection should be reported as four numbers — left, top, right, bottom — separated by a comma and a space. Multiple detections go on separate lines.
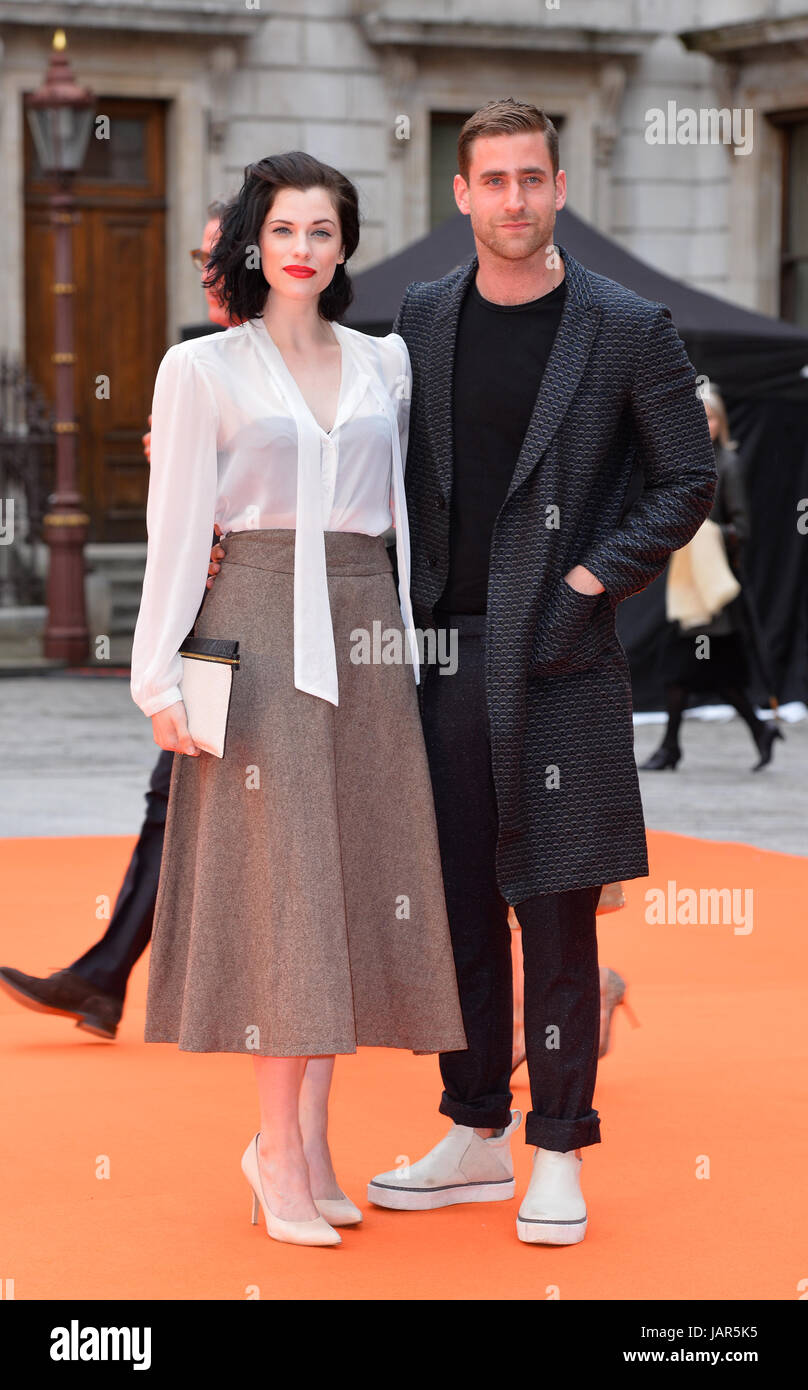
434, 273, 567, 615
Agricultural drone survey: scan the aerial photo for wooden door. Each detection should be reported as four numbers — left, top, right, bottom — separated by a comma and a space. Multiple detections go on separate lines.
24, 98, 167, 541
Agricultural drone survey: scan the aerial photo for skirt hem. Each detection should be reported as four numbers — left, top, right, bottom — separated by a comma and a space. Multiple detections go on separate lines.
143, 1034, 467, 1057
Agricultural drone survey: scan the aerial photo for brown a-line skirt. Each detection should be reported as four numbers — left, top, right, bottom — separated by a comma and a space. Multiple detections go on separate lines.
144, 528, 468, 1058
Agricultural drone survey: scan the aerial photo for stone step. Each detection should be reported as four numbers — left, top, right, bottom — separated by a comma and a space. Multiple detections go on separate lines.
85, 543, 147, 564
84, 544, 147, 644
94, 566, 147, 584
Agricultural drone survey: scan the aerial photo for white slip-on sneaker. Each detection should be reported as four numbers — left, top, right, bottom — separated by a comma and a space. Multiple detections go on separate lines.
516, 1147, 587, 1245
367, 1110, 523, 1211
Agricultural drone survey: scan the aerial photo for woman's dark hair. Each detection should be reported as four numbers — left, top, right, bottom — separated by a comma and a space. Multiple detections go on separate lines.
203, 152, 359, 323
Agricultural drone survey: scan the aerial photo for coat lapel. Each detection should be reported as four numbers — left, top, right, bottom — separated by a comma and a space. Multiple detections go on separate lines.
424, 257, 476, 504
505, 245, 601, 505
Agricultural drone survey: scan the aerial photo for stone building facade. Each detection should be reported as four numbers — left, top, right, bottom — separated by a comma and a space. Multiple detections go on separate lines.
0, 0, 806, 653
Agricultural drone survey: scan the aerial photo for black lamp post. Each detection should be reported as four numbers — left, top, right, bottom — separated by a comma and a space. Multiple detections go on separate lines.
25, 29, 94, 662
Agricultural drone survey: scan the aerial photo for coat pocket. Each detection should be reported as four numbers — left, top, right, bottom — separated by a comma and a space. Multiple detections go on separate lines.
531, 575, 615, 675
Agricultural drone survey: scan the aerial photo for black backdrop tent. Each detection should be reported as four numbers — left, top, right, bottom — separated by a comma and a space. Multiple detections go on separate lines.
345, 208, 808, 709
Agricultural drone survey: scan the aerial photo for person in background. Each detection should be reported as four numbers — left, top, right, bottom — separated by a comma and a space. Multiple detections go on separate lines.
0, 202, 233, 1039
640, 387, 783, 772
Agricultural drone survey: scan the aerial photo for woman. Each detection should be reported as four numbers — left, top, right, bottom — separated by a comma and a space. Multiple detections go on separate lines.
130, 152, 467, 1248
640, 387, 783, 772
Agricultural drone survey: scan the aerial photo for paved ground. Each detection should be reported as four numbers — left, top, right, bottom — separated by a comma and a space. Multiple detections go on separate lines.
3, 673, 805, 855
633, 708, 805, 855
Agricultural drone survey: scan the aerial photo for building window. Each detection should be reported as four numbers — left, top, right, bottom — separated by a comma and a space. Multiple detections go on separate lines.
430, 113, 472, 228
777, 113, 808, 325
28, 114, 148, 186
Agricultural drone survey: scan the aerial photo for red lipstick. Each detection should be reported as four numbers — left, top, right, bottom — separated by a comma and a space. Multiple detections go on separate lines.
283, 265, 316, 278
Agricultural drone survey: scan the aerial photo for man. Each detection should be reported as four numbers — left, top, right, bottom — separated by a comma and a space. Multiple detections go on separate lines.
0, 202, 232, 1039
358, 98, 716, 1244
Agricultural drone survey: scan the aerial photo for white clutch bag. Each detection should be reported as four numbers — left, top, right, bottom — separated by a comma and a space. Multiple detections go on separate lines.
178, 634, 240, 758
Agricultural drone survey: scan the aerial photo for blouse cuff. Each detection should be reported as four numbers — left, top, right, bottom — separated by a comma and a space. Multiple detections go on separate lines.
138, 684, 184, 718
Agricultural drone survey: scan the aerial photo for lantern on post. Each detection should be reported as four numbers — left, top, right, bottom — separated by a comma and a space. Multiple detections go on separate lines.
25, 29, 95, 662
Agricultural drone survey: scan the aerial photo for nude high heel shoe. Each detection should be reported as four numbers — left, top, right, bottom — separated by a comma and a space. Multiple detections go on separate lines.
241, 1134, 341, 1247
599, 968, 640, 1058
313, 1193, 363, 1226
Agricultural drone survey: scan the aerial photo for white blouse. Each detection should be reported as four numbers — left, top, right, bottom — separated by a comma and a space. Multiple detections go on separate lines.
130, 317, 419, 717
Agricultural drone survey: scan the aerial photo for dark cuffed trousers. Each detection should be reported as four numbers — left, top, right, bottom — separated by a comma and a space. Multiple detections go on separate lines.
420, 613, 601, 1151
68, 750, 173, 1000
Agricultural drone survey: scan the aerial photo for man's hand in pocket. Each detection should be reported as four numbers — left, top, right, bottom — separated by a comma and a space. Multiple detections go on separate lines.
563, 564, 604, 596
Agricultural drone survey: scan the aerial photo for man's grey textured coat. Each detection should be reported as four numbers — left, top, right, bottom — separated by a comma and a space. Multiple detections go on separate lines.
392, 242, 717, 903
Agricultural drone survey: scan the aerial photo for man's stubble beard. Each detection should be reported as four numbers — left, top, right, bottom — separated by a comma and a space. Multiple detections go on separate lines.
472, 212, 557, 267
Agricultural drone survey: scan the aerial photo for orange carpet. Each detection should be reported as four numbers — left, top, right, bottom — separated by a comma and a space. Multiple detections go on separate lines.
1, 830, 805, 1301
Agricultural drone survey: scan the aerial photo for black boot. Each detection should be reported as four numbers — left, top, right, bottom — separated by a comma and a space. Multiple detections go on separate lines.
0, 966, 123, 1039
751, 722, 784, 772
639, 743, 681, 770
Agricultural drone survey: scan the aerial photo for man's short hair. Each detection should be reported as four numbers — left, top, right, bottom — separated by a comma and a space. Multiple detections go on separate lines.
458, 99, 559, 182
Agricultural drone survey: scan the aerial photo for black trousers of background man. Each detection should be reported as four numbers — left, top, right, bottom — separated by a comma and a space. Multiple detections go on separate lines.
421, 613, 602, 1151
68, 750, 173, 1000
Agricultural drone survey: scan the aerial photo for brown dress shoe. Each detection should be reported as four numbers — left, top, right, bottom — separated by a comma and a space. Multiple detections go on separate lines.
0, 966, 122, 1039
